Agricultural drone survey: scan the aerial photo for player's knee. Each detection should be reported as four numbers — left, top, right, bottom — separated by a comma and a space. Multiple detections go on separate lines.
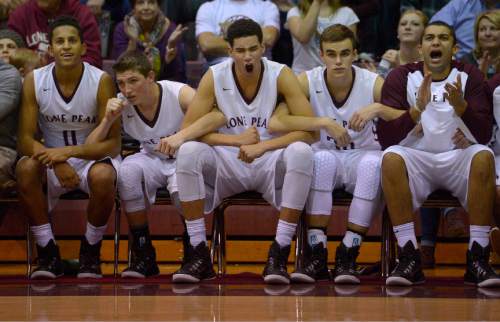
358, 153, 382, 180
284, 142, 313, 173
15, 158, 42, 188
117, 161, 142, 188
381, 152, 405, 175
177, 141, 205, 172
311, 150, 337, 191
88, 163, 116, 191
470, 151, 494, 179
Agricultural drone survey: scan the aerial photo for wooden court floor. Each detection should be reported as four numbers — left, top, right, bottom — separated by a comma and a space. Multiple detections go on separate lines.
0, 264, 498, 321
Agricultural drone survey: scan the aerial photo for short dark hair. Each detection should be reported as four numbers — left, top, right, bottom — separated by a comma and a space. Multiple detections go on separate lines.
421, 21, 456, 45
48, 15, 84, 44
319, 24, 358, 51
112, 50, 153, 77
226, 18, 263, 47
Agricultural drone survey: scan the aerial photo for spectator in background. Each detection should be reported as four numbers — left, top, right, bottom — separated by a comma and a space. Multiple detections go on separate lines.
9, 47, 42, 78
400, 0, 450, 19
161, 0, 206, 25
374, 9, 427, 78
287, 0, 359, 74
0, 28, 26, 64
342, 0, 379, 57
195, 0, 280, 66
0, 59, 22, 195
8, 0, 102, 67
461, 10, 499, 79
430, 0, 499, 60
271, 0, 294, 66
0, 0, 28, 28
112, 0, 187, 82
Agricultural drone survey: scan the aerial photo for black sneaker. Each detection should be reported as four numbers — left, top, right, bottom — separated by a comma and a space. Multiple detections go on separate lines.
121, 243, 160, 278
333, 243, 361, 284
386, 241, 425, 286
464, 241, 500, 288
263, 241, 291, 284
182, 230, 193, 265
172, 242, 215, 283
30, 239, 64, 279
290, 243, 329, 283
77, 238, 102, 278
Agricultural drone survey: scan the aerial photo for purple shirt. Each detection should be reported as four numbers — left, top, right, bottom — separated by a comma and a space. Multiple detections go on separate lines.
111, 20, 186, 82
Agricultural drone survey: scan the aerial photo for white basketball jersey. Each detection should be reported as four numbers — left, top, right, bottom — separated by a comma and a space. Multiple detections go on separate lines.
211, 57, 284, 142
307, 65, 380, 150
401, 68, 476, 153
119, 81, 185, 159
490, 85, 500, 154
34, 62, 104, 148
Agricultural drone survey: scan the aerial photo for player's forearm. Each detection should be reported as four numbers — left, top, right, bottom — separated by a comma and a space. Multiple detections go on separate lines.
85, 117, 115, 145
376, 103, 407, 121
69, 138, 121, 160
17, 136, 45, 157
200, 133, 243, 147
177, 111, 226, 142
260, 131, 315, 152
269, 114, 330, 133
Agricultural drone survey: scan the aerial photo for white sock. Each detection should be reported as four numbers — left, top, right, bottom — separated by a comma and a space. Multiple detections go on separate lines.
469, 225, 490, 249
31, 223, 55, 247
393, 222, 418, 249
275, 219, 297, 247
342, 230, 363, 248
186, 218, 206, 247
85, 222, 107, 245
307, 229, 327, 248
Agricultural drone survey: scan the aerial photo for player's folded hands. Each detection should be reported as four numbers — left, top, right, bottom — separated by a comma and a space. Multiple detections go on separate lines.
238, 143, 265, 163
237, 126, 260, 146
155, 134, 183, 157
325, 121, 351, 148
33, 147, 72, 167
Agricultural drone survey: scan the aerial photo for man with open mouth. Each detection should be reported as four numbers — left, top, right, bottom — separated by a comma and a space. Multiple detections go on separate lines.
378, 21, 500, 288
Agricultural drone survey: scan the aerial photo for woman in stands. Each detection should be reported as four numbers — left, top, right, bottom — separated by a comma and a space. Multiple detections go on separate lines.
111, 0, 187, 82
286, 0, 359, 74
461, 10, 499, 79
376, 9, 427, 78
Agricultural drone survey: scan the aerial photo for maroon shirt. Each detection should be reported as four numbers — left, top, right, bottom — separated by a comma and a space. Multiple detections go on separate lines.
8, 0, 102, 68
377, 61, 492, 150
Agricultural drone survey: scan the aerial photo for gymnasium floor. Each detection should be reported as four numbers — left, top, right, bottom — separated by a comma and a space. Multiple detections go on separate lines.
0, 264, 499, 321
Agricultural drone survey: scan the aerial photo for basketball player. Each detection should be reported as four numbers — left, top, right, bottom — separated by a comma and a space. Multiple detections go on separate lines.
379, 21, 500, 287
488, 73, 500, 257
268, 24, 406, 284
16, 16, 120, 279
87, 50, 226, 278
167, 18, 317, 284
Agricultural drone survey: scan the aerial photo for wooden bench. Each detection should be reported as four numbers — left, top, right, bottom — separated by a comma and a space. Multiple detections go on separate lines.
0, 190, 121, 277
0, 183, 460, 279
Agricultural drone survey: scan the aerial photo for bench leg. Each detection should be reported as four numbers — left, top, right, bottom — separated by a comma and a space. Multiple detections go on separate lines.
380, 207, 396, 278
294, 211, 307, 271
210, 209, 219, 273
114, 197, 121, 278
217, 207, 226, 276
26, 224, 32, 278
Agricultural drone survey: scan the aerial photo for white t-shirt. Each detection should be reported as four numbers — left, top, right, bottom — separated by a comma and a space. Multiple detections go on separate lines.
196, 0, 280, 37
196, 0, 280, 64
286, 6, 359, 74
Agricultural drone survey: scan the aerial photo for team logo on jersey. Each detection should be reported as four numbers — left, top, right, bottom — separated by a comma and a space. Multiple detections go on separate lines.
226, 115, 267, 129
